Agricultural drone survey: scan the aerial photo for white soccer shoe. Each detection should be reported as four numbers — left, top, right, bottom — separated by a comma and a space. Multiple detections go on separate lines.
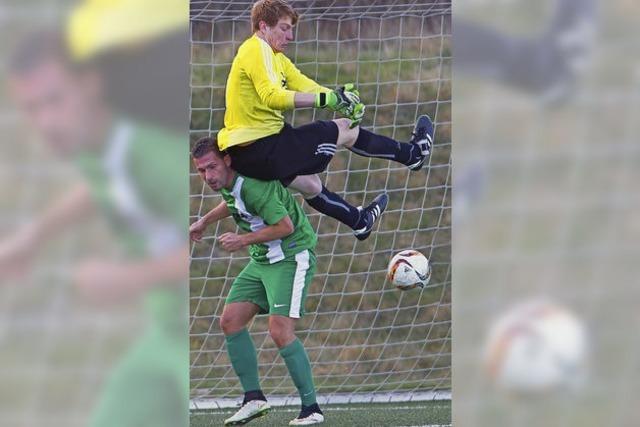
289, 412, 325, 425
224, 400, 270, 425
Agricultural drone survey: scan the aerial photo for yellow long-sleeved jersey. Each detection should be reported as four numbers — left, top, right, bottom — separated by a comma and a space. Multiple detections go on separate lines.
217, 34, 330, 150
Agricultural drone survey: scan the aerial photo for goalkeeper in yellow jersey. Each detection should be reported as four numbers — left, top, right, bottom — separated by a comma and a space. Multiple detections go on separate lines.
218, 0, 434, 241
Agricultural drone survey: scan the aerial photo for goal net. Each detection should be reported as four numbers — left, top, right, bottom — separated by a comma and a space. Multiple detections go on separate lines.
189, 0, 452, 407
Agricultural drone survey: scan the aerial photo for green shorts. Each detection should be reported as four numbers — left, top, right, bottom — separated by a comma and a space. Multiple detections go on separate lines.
226, 249, 316, 318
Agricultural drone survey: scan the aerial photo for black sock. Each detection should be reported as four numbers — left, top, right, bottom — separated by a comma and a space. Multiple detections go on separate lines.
300, 403, 323, 417
306, 186, 363, 229
243, 389, 266, 404
350, 128, 415, 164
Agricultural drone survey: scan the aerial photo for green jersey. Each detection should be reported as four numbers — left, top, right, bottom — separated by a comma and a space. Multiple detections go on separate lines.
74, 120, 187, 331
72, 120, 188, 427
220, 174, 317, 264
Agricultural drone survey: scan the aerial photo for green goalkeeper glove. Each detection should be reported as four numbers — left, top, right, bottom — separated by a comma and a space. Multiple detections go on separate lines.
315, 83, 365, 128
348, 101, 365, 129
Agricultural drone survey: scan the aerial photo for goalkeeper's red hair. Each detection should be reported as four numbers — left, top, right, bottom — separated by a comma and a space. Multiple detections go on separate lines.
251, 0, 299, 32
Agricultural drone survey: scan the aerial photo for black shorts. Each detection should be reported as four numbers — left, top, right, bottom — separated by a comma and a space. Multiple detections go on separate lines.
226, 120, 339, 187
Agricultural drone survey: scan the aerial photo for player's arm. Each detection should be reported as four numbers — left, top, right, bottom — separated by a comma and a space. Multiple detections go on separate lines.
246, 45, 298, 110
282, 57, 364, 122
293, 86, 365, 128
241, 215, 294, 245
245, 41, 330, 110
190, 202, 231, 242
24, 182, 93, 240
283, 55, 329, 94
74, 243, 189, 300
246, 45, 363, 125
0, 182, 94, 276
293, 92, 318, 107
218, 181, 293, 252
218, 215, 294, 252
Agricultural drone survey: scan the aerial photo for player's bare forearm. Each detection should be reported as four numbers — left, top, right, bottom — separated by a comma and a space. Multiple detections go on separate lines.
126, 243, 189, 288
202, 202, 231, 226
242, 215, 294, 245
218, 216, 294, 252
31, 182, 94, 240
74, 244, 189, 299
0, 182, 94, 278
294, 92, 317, 108
2, 182, 93, 254
190, 202, 230, 243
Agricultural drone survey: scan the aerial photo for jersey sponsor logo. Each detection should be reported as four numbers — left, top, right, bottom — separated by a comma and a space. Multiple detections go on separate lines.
314, 143, 337, 157
273, 303, 287, 308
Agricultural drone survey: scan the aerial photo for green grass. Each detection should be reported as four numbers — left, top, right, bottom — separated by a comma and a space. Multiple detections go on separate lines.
190, 401, 451, 427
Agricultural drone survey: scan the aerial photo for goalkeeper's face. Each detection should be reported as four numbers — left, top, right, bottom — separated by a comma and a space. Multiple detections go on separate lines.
262, 17, 295, 53
194, 150, 234, 192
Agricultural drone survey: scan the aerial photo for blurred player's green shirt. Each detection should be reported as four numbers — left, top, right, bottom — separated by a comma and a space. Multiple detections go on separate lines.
73, 120, 188, 427
217, 34, 330, 151
74, 121, 186, 331
220, 174, 317, 264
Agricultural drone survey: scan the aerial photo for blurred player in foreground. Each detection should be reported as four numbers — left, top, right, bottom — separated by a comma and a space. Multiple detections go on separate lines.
2, 0, 189, 422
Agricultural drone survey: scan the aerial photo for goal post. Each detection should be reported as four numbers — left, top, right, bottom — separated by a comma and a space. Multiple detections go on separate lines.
189, 0, 451, 407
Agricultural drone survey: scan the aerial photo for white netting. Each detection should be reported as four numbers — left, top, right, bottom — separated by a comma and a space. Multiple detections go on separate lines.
190, 0, 451, 21
189, 0, 452, 405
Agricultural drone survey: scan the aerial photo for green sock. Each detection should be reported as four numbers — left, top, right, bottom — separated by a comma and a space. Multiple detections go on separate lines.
279, 338, 317, 406
225, 329, 261, 393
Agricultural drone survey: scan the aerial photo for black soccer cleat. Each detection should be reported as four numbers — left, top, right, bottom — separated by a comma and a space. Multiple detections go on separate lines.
407, 114, 434, 172
353, 193, 389, 241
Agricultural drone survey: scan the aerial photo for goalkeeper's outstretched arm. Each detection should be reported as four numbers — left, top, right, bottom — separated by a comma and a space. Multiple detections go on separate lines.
284, 57, 364, 125
292, 84, 364, 129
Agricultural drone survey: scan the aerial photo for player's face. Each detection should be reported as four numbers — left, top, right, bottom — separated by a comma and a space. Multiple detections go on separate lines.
194, 151, 233, 191
8, 60, 101, 155
263, 16, 295, 52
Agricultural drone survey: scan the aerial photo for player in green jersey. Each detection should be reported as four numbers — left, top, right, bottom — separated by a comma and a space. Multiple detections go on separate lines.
3, 28, 188, 427
190, 136, 324, 426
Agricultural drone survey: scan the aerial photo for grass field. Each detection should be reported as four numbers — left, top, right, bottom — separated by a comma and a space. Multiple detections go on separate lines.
190, 401, 451, 427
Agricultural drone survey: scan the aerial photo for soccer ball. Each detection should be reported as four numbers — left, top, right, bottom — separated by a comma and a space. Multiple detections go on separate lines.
387, 250, 431, 290
483, 300, 588, 394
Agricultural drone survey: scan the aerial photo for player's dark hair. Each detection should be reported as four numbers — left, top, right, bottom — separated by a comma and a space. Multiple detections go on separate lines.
7, 30, 78, 76
251, 0, 299, 32
8, 29, 187, 134
191, 136, 223, 159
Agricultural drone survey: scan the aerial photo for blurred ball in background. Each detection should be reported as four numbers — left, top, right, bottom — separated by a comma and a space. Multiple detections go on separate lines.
483, 299, 588, 395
